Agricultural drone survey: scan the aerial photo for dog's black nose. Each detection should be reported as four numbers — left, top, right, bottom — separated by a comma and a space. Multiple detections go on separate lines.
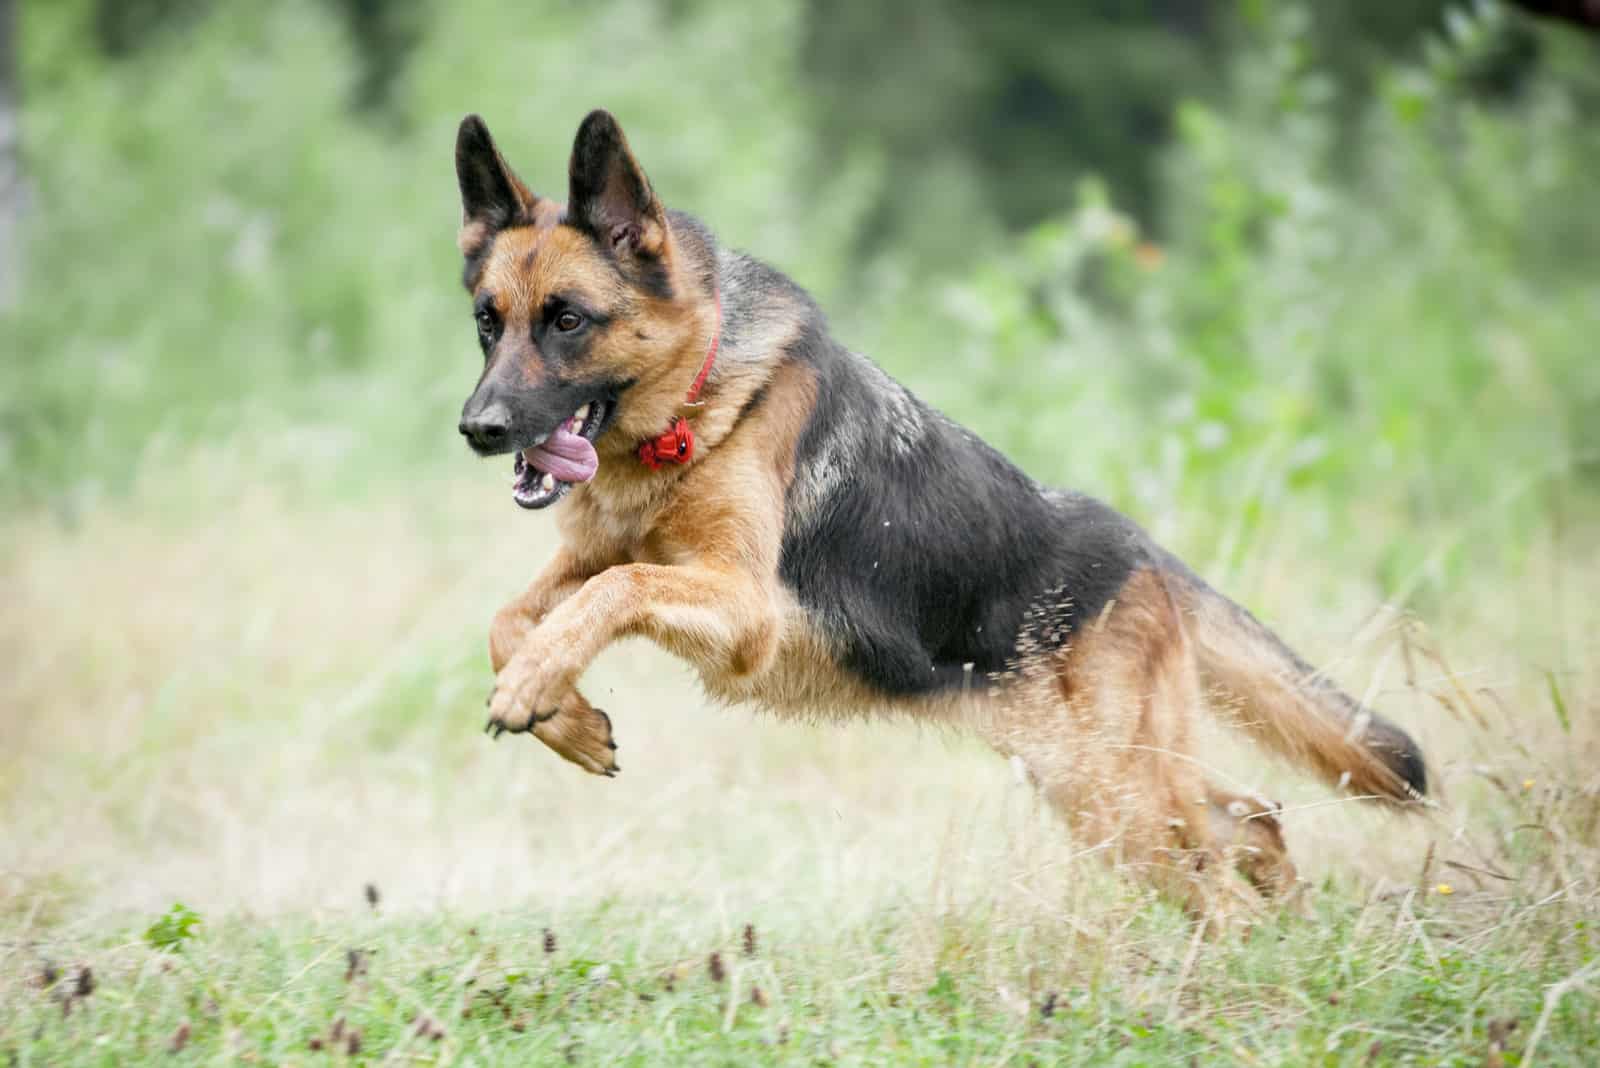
459, 403, 512, 451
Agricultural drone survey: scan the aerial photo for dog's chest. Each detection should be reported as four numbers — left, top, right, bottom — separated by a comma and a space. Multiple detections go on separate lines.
558, 477, 681, 562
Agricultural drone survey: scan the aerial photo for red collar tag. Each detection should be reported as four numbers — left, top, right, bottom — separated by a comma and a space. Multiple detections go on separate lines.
636, 416, 694, 470
636, 290, 721, 471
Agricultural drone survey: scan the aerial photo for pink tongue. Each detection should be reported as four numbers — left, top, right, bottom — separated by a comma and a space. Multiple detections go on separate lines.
522, 425, 598, 483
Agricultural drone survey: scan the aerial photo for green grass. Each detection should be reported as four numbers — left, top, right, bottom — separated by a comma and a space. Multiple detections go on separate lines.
5, 888, 1596, 1064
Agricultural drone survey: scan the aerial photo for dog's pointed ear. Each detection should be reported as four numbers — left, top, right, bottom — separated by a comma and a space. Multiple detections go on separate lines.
567, 109, 666, 259
455, 114, 537, 255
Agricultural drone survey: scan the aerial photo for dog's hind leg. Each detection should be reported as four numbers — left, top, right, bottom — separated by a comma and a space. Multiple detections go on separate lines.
1202, 785, 1299, 900
989, 569, 1262, 930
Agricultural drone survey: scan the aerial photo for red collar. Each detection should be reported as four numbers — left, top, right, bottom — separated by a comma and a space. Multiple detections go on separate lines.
636, 289, 721, 470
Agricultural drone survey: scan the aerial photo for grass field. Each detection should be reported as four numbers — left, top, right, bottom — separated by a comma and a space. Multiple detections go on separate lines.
2, 451, 1596, 1065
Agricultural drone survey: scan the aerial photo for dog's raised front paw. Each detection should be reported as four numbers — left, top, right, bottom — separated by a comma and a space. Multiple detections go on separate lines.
532, 690, 620, 777
485, 650, 575, 735
484, 682, 618, 777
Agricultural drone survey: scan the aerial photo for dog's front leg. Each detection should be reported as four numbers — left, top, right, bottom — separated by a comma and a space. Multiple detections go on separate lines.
488, 546, 596, 673
487, 546, 622, 776
488, 562, 779, 738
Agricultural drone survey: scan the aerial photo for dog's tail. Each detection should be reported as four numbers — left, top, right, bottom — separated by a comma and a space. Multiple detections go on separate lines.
1166, 562, 1427, 806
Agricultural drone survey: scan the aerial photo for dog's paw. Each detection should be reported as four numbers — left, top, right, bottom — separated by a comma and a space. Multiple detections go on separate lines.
486, 650, 576, 736
484, 680, 618, 777
531, 690, 620, 777
1205, 791, 1298, 900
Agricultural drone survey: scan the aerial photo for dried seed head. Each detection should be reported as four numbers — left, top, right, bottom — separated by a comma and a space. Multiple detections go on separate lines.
345, 1029, 363, 1055
708, 952, 726, 984
749, 984, 768, 1008
329, 1016, 345, 1042
742, 923, 758, 958
542, 928, 557, 955
308, 1036, 324, 1052
511, 1014, 528, 1033
73, 965, 95, 999
364, 883, 380, 910
169, 1020, 191, 1053
38, 961, 59, 989
1040, 992, 1058, 1019
344, 948, 369, 983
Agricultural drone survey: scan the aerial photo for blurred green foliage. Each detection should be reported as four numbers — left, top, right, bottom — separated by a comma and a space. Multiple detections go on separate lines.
142, 901, 202, 952
4, 0, 1598, 604
884, 3, 1600, 594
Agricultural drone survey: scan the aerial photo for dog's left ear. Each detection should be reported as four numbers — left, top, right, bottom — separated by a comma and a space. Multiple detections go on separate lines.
567, 109, 667, 259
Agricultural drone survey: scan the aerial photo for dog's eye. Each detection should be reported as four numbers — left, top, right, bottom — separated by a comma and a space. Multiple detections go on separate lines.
475, 309, 494, 337
555, 311, 583, 333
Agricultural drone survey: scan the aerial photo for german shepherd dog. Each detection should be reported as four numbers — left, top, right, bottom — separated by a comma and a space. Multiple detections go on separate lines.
453, 110, 1427, 922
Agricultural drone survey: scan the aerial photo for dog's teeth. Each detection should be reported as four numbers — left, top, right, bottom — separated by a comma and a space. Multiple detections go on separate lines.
541, 473, 556, 492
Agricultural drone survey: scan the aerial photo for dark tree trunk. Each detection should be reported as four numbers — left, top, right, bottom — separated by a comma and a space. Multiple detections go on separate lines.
1509, 0, 1600, 31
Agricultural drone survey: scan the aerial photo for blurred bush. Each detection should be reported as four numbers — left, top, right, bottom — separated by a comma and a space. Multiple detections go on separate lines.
3, 0, 1597, 607
874, 4, 1600, 595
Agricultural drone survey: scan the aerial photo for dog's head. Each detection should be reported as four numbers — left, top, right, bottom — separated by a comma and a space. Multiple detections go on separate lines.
453, 110, 702, 509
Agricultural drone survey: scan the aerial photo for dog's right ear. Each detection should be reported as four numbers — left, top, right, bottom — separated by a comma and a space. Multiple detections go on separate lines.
455, 115, 537, 264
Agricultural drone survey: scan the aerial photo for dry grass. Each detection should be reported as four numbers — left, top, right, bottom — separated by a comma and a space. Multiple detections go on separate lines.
1, 451, 1596, 1062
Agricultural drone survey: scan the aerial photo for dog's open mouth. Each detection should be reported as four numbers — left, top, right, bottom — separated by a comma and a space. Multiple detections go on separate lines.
512, 400, 609, 509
